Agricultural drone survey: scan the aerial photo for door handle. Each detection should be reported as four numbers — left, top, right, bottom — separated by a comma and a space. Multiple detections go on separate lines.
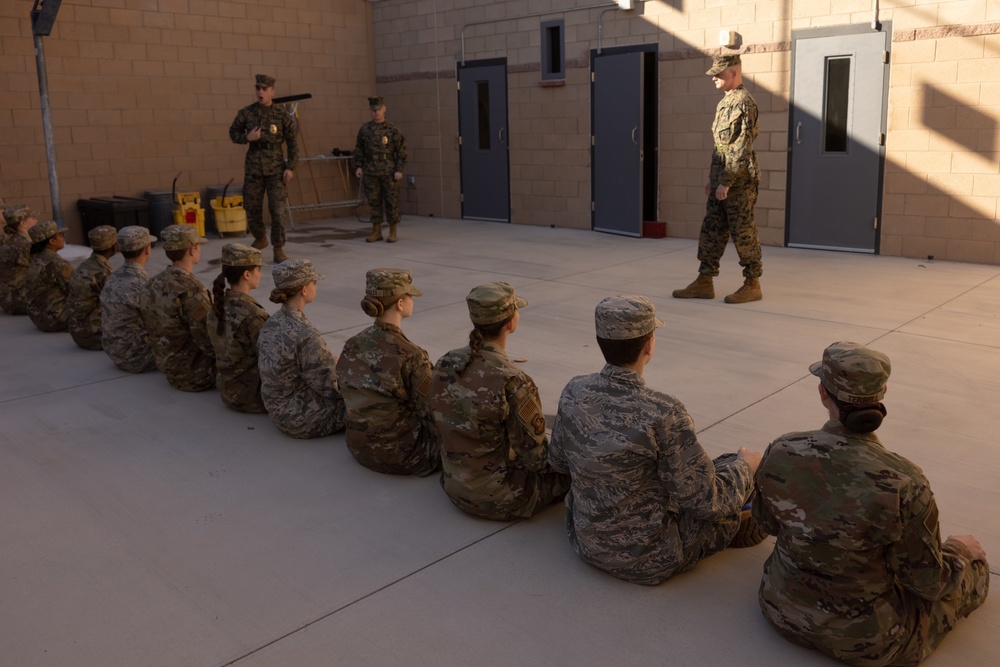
499, 127, 505, 145
631, 126, 638, 145
796, 122, 802, 144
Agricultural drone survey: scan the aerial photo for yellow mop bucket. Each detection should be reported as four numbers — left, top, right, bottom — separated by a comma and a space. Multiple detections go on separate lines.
170, 172, 205, 236
211, 178, 247, 236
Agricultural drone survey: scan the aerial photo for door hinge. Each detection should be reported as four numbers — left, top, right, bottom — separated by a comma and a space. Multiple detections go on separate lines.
591, 201, 595, 212
879, 133, 885, 146
456, 81, 461, 90
591, 136, 595, 146
458, 136, 463, 146
873, 217, 879, 230
460, 194, 464, 203
882, 51, 888, 64
591, 71, 595, 83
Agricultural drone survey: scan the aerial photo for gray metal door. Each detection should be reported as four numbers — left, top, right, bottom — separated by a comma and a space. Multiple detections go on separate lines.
592, 51, 644, 236
787, 28, 889, 252
458, 60, 510, 222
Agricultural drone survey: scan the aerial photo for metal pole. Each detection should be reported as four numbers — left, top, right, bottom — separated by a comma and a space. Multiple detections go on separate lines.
34, 34, 62, 227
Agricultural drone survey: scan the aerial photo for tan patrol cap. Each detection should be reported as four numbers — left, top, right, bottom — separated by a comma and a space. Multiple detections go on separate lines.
273, 258, 324, 290
466, 282, 526, 325
88, 225, 117, 251
222, 242, 262, 267
118, 225, 157, 252
595, 294, 664, 340
810, 341, 891, 404
160, 224, 207, 251
706, 53, 741, 75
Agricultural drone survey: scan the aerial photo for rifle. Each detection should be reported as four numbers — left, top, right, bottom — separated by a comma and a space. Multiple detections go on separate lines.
273, 93, 313, 104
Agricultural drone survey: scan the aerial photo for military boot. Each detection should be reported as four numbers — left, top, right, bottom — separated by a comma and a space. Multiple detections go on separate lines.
251, 235, 269, 250
272, 246, 288, 263
672, 274, 714, 299
366, 223, 383, 243
724, 278, 762, 304
728, 507, 767, 548
386, 224, 397, 243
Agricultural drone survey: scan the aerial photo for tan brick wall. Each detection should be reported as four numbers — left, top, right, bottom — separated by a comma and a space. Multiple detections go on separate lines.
5, 1, 1000, 264
1, 0, 375, 242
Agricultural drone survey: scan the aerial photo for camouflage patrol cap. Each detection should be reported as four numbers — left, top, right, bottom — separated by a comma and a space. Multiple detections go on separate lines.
368, 96, 384, 110
810, 341, 891, 404
5, 206, 36, 228
366, 267, 422, 300
466, 281, 526, 325
222, 242, 262, 267
595, 294, 664, 340
29, 220, 62, 243
706, 53, 741, 75
160, 224, 207, 251
255, 73, 276, 88
87, 225, 117, 251
273, 258, 324, 290
118, 225, 156, 252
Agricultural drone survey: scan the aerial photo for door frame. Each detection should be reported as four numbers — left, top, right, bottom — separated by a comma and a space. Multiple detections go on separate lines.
784, 22, 891, 253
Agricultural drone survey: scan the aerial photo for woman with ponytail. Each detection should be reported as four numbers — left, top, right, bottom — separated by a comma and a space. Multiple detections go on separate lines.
207, 243, 268, 413
429, 282, 569, 521
257, 259, 345, 439
336, 268, 439, 475
752, 341, 989, 666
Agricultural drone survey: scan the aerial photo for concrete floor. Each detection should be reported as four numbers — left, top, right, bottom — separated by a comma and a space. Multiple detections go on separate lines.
2, 215, 997, 667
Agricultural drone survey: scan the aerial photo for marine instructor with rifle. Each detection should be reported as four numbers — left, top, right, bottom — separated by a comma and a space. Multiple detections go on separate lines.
229, 73, 298, 263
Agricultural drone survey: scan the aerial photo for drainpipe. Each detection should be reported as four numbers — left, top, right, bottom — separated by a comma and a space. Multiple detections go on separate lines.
872, 0, 881, 31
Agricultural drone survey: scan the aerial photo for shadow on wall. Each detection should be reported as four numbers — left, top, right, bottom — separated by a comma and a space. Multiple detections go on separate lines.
920, 83, 997, 155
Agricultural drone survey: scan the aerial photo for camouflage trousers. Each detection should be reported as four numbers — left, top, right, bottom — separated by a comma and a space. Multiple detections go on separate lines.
244, 171, 289, 247
763, 545, 989, 667
362, 174, 400, 227
697, 182, 762, 279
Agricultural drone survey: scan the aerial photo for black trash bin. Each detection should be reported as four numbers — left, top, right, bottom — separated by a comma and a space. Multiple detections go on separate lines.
77, 196, 150, 247
144, 190, 175, 237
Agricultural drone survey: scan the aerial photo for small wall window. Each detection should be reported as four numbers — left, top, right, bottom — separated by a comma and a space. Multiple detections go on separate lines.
541, 19, 565, 81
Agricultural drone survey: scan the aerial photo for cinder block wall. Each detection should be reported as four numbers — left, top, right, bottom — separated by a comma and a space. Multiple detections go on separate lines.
371, 0, 1000, 265
1, 0, 375, 243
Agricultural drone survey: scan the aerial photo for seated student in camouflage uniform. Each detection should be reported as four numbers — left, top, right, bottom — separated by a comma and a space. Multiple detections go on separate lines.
429, 282, 569, 521
26, 220, 74, 332
336, 268, 440, 476
753, 341, 990, 667
207, 243, 269, 413
548, 295, 763, 585
139, 225, 215, 391
0, 206, 39, 315
101, 226, 158, 373
258, 259, 346, 439
67, 225, 118, 350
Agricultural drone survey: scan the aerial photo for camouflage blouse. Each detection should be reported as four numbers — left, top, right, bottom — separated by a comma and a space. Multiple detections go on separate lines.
0, 231, 32, 315
709, 84, 759, 189
429, 341, 554, 520
100, 262, 156, 373
336, 320, 439, 475
549, 363, 753, 585
207, 289, 269, 413
258, 304, 345, 439
26, 248, 73, 332
139, 266, 215, 391
67, 252, 113, 350
752, 421, 985, 665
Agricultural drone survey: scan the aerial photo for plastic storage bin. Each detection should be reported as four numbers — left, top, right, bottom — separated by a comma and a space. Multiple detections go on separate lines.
77, 196, 150, 246
211, 196, 248, 236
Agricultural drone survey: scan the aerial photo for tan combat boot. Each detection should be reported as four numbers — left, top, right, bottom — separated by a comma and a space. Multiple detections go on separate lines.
366, 223, 383, 243
672, 274, 715, 299
724, 277, 762, 304
386, 224, 397, 243
251, 235, 269, 250
272, 246, 288, 263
